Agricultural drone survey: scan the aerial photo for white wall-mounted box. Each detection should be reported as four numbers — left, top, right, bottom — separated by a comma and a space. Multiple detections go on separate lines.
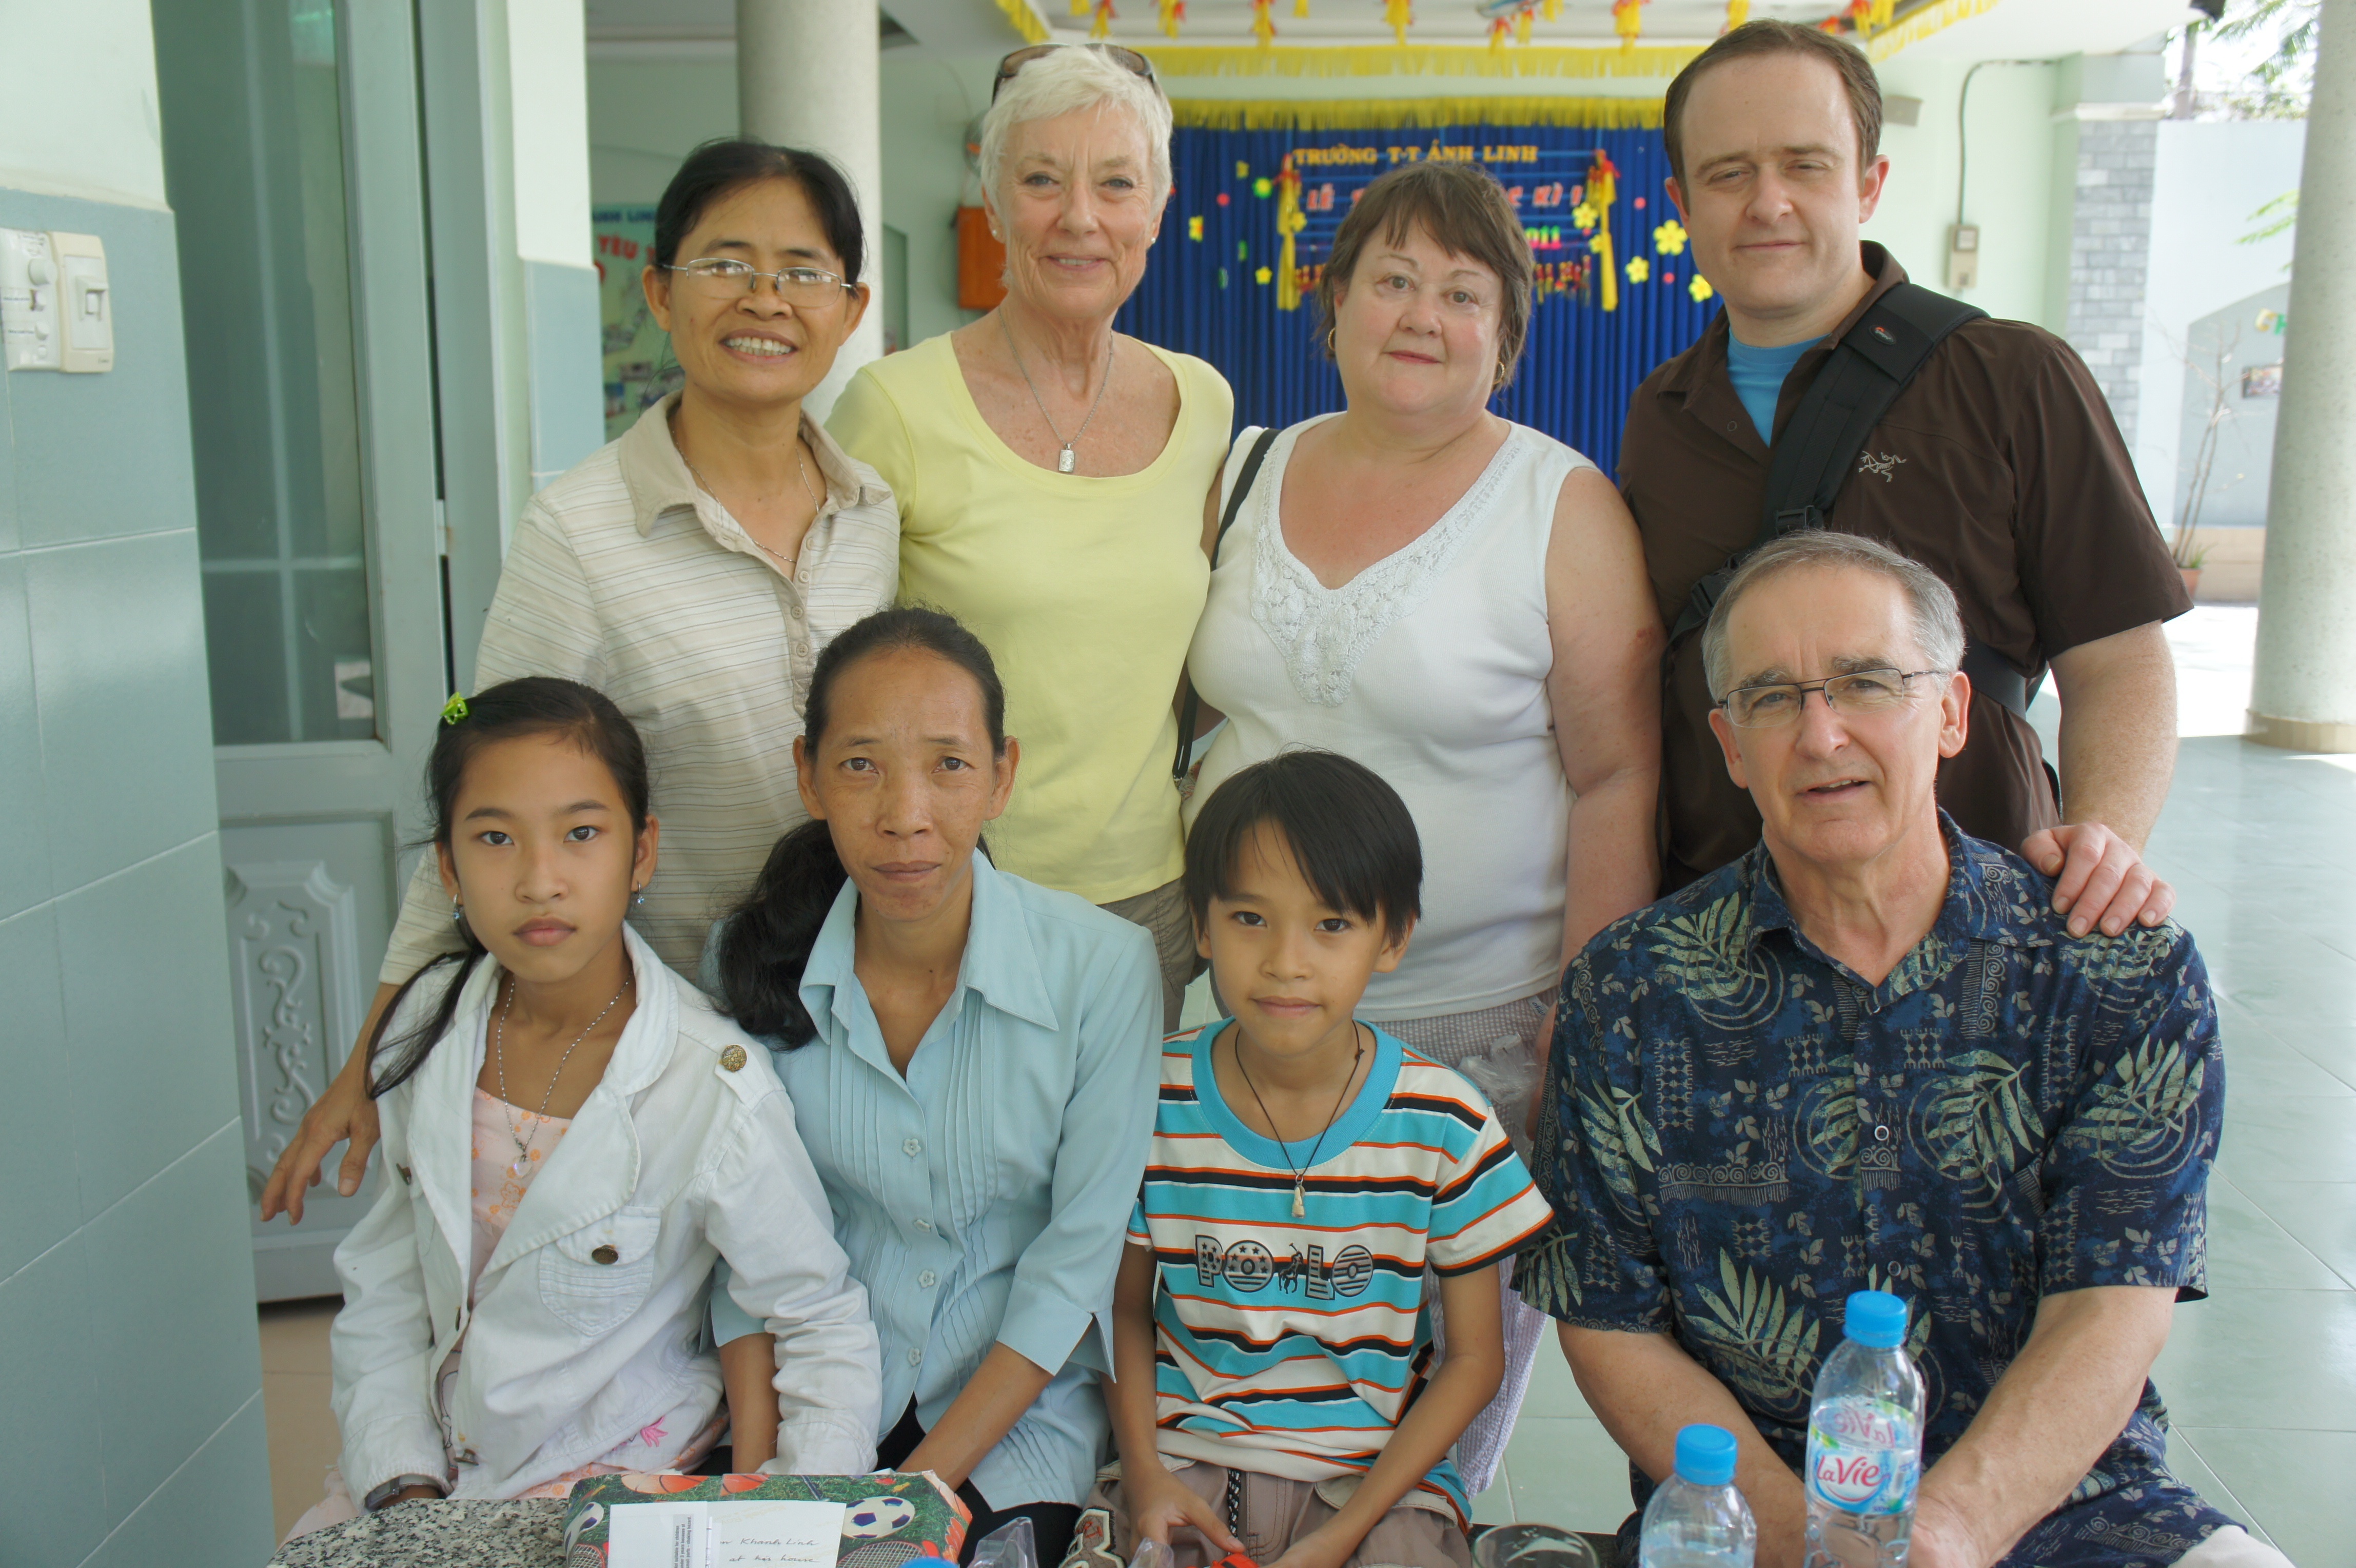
2, 228, 112, 371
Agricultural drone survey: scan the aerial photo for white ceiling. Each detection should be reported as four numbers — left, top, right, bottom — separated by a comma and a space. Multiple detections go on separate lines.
583, 0, 2200, 62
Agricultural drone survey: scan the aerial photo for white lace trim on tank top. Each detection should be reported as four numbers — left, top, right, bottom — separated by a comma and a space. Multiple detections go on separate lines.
1249, 429, 1530, 708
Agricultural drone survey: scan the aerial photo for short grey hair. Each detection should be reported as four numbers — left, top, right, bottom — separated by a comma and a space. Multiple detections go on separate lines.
1702, 532, 1966, 700
979, 46, 1173, 212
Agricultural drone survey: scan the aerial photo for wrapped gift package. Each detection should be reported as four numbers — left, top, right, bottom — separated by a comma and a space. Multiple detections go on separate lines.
561, 1471, 971, 1567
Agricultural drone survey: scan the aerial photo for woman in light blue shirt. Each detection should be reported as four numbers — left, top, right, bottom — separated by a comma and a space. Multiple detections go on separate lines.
703, 606, 1161, 1564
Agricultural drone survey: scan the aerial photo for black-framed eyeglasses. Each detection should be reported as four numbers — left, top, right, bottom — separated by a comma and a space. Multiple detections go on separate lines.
1718, 668, 1947, 729
992, 43, 1162, 103
664, 258, 848, 305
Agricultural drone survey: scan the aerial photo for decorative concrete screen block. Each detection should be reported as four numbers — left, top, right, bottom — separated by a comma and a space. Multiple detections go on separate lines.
225, 859, 365, 1190
2065, 119, 2158, 446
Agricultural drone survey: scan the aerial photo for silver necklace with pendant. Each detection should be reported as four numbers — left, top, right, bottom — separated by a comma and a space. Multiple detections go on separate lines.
1002, 314, 1115, 475
1234, 1023, 1366, 1218
493, 972, 634, 1178
686, 444, 823, 573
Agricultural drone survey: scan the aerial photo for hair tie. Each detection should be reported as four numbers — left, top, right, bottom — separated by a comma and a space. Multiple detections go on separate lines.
440, 693, 470, 725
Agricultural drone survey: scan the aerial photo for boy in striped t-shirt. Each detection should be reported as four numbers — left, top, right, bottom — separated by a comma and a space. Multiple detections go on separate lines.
1088, 754, 1557, 1568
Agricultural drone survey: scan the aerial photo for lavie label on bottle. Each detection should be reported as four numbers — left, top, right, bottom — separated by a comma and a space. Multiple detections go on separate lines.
1806, 1399, 1918, 1515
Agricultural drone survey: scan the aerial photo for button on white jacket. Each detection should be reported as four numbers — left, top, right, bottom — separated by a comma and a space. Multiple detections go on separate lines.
330, 926, 881, 1504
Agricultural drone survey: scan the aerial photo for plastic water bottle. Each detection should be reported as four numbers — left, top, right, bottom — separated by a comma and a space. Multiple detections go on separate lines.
1639, 1424, 1757, 1568
1804, 1290, 1927, 1568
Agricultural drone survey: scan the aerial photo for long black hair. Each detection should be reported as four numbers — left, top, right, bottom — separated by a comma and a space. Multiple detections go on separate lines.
1184, 749, 1423, 941
365, 677, 653, 1098
715, 607, 1008, 1047
654, 138, 866, 285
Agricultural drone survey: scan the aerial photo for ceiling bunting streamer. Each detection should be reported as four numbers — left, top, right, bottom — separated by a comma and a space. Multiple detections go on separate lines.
1125, 106, 1716, 475
1724, 0, 1748, 28
1158, 0, 1185, 35
1385, 0, 1414, 45
1253, 0, 1275, 45
1295, 0, 1310, 15
998, 0, 1050, 39
1090, 0, 1115, 37
1612, 0, 1646, 50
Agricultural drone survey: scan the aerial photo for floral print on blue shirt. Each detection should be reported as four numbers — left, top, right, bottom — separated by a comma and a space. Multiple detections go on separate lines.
1517, 818, 2243, 1566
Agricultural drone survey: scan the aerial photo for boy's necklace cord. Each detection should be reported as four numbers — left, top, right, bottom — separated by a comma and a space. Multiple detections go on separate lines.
494, 972, 635, 1178
1234, 1023, 1366, 1219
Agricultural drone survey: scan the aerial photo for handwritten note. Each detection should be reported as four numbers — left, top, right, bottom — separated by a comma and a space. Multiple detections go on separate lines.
608, 1499, 849, 1568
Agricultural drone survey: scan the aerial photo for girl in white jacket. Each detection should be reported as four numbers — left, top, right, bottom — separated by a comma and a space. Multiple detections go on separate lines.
297, 676, 880, 1536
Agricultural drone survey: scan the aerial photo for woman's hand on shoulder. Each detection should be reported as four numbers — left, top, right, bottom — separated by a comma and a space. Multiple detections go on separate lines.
259, 1035, 385, 1223
1125, 1462, 1242, 1555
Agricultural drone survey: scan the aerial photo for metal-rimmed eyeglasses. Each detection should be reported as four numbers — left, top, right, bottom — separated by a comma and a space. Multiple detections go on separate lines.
1718, 668, 1947, 728
663, 258, 848, 305
992, 43, 1162, 102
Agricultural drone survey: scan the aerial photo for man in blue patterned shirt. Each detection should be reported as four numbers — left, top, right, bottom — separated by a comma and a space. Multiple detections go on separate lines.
1517, 533, 2283, 1568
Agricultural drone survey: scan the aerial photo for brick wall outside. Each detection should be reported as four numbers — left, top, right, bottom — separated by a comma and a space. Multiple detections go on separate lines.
2064, 118, 2158, 447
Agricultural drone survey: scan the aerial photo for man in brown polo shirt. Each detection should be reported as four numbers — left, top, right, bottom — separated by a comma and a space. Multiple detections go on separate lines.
1632, 21, 2186, 937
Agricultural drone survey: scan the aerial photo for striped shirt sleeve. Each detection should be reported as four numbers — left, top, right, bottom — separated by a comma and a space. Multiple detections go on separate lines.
1426, 1088, 1557, 1276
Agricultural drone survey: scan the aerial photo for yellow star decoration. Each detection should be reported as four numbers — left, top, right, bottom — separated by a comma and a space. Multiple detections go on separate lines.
1570, 201, 1600, 231
1689, 273, 1715, 302
1625, 256, 1650, 283
1255, 265, 1273, 284
1653, 219, 1689, 256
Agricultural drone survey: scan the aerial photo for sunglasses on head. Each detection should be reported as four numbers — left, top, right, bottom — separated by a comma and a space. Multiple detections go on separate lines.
991, 43, 1162, 102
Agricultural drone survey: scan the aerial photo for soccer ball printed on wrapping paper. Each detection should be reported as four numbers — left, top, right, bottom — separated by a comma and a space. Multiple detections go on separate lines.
847, 1494, 921, 1538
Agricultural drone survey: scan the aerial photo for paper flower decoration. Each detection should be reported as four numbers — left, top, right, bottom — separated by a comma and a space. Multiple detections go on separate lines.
1253, 177, 1273, 198
1255, 265, 1273, 284
1690, 274, 1715, 302
1570, 201, 1599, 231
1187, 215, 1203, 240
1653, 219, 1688, 255
1625, 256, 1650, 283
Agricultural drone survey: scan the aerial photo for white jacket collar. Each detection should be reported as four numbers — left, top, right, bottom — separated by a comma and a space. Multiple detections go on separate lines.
403, 926, 679, 1284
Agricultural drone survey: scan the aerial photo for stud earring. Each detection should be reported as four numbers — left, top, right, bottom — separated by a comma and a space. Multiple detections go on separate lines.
450, 899, 465, 926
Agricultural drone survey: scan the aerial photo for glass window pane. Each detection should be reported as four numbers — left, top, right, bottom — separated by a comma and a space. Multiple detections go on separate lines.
158, 0, 375, 744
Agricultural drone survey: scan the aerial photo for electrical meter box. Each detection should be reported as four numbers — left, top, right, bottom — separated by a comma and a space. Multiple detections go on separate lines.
2, 228, 112, 373
1946, 224, 1980, 292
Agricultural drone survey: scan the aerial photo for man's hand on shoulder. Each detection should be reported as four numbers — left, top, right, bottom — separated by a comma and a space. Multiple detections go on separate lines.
2020, 821, 2174, 939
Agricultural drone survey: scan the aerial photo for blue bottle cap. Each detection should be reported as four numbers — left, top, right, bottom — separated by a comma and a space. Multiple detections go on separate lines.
1845, 1289, 1908, 1348
1674, 1423, 1739, 1487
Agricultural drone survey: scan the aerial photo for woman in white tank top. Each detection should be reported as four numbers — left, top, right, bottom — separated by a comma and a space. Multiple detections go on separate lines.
1182, 162, 1662, 1495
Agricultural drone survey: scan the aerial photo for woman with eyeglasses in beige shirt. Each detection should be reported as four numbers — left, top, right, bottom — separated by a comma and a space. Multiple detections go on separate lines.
262, 139, 899, 1224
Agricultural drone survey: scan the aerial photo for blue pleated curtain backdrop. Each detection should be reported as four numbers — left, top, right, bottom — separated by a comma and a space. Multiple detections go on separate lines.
1116, 113, 1721, 477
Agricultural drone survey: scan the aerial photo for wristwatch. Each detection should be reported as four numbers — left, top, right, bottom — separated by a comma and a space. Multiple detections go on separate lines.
363, 1474, 447, 1511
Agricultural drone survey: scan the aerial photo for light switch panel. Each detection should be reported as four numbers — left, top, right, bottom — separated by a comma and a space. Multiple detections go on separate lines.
2, 229, 111, 372
1, 227, 63, 371
54, 232, 112, 373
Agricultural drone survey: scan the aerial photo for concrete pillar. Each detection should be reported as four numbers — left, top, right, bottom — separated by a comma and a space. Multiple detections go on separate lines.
738, 0, 883, 419
2249, 0, 2356, 752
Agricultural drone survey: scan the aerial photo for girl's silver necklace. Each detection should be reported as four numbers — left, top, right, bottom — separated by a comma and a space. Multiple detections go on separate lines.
494, 972, 634, 1178
1000, 314, 1115, 474
1234, 1023, 1367, 1219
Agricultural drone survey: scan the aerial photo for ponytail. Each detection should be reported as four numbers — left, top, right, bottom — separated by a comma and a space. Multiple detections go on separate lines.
715, 821, 849, 1047
367, 942, 490, 1099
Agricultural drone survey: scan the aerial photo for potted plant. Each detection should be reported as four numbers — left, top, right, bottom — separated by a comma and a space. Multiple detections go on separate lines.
2171, 324, 2239, 601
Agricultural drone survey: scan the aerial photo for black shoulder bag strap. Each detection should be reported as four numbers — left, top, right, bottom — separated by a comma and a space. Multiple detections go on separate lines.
1668, 283, 2033, 714
1173, 426, 1281, 783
